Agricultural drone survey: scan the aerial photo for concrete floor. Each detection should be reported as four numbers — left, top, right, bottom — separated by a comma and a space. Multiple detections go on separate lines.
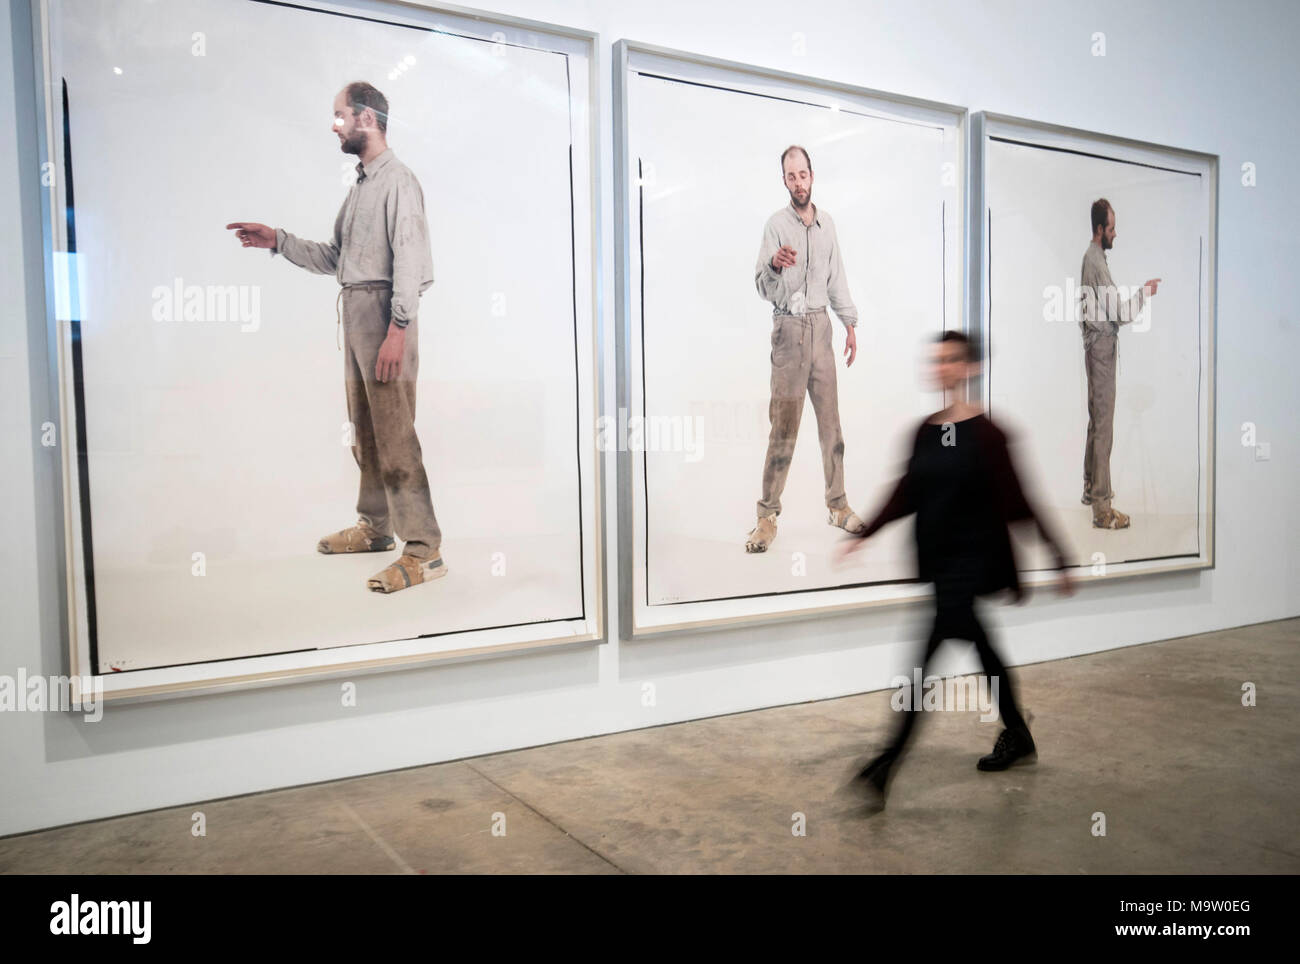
2, 618, 1296, 874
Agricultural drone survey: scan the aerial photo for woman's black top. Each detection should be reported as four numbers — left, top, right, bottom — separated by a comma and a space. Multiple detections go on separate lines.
858, 413, 1067, 601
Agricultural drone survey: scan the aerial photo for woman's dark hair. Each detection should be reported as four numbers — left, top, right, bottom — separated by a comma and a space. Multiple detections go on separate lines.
935, 329, 982, 363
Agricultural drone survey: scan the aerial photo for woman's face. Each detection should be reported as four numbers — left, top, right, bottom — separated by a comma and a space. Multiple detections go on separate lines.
928, 341, 973, 393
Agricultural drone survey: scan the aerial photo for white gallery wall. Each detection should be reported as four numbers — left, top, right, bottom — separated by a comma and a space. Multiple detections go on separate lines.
2, 0, 1297, 836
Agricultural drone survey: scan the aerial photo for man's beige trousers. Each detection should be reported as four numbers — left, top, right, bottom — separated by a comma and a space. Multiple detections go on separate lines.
341, 284, 441, 560
757, 308, 849, 519
1082, 331, 1118, 512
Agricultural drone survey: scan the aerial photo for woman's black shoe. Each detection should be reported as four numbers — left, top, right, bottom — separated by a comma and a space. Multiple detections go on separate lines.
977, 727, 1037, 771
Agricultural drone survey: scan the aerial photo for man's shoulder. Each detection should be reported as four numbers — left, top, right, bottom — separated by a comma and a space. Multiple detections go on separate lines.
382, 153, 423, 188
765, 207, 790, 229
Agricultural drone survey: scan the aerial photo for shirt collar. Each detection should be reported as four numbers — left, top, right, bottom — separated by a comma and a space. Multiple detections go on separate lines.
787, 201, 820, 228
355, 148, 395, 183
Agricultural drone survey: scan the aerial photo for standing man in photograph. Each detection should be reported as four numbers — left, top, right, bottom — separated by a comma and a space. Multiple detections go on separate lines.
1078, 198, 1161, 530
227, 81, 446, 593
746, 145, 865, 553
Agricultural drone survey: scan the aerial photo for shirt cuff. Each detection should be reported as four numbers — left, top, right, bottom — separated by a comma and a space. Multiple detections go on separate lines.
271, 227, 285, 257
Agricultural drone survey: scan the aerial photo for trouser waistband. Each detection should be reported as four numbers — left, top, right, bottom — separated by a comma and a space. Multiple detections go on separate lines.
336, 285, 391, 351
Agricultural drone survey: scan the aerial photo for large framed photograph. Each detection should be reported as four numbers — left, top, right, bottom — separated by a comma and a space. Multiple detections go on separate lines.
613, 40, 966, 636
32, 0, 604, 699
971, 113, 1217, 583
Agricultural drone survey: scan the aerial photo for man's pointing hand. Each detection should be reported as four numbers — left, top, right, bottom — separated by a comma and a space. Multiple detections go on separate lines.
226, 222, 276, 250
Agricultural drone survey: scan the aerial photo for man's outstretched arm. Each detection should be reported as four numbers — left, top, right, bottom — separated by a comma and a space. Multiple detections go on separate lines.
226, 219, 340, 275
1095, 257, 1159, 328
985, 421, 1068, 570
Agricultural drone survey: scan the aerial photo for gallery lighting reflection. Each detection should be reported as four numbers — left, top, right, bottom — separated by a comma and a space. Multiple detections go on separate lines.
389, 54, 418, 81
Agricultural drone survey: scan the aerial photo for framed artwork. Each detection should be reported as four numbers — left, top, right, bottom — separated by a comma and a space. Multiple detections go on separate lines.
613, 40, 966, 636
971, 113, 1216, 582
31, 0, 604, 699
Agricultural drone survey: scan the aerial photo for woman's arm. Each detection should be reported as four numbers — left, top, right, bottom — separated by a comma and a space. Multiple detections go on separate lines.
983, 420, 1068, 569
856, 425, 923, 540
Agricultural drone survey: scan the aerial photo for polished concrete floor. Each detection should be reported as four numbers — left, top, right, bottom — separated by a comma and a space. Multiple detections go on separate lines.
2, 618, 1296, 874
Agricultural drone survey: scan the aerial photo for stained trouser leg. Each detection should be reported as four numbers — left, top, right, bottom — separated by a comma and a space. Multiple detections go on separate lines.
1083, 334, 1117, 510
344, 288, 441, 561
1082, 345, 1094, 501
757, 314, 812, 519
806, 310, 847, 511
344, 306, 392, 537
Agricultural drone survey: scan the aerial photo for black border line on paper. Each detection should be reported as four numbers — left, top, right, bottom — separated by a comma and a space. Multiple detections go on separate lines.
989, 135, 1204, 179
635, 70, 946, 134
941, 199, 946, 327
96, 613, 588, 673
60, 0, 588, 674
60, 79, 101, 673
248, 0, 569, 54
564, 51, 587, 622
637, 157, 651, 609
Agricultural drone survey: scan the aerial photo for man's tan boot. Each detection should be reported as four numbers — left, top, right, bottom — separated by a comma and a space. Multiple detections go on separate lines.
828, 505, 866, 535
318, 521, 396, 554
745, 515, 777, 553
367, 553, 448, 593
1092, 505, 1131, 529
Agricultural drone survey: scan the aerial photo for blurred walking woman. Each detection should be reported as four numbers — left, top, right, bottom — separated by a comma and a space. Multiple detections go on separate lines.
837, 331, 1074, 808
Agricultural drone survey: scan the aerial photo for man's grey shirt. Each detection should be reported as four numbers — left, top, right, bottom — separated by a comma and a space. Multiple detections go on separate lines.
755, 202, 858, 329
1078, 240, 1146, 349
274, 148, 434, 327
